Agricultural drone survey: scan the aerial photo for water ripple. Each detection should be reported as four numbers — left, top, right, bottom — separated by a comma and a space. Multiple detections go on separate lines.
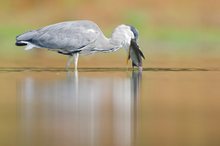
0, 67, 219, 72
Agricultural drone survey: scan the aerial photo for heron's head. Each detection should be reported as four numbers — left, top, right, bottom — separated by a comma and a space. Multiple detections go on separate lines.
112, 24, 139, 50
112, 24, 145, 69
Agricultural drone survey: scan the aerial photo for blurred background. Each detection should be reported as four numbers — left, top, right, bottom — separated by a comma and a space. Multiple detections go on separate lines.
1, 1, 220, 146
0, 0, 219, 68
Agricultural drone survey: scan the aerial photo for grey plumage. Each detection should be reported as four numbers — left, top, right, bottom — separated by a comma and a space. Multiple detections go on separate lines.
17, 21, 102, 53
16, 20, 144, 70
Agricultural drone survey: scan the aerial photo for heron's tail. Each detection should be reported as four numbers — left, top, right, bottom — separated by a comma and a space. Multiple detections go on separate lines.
15, 30, 38, 50
15, 41, 27, 46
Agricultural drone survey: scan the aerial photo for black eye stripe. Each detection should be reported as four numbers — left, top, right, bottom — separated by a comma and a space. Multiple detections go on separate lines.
128, 25, 139, 41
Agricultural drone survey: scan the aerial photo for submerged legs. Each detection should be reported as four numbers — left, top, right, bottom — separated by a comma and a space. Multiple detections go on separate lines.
73, 53, 79, 70
66, 56, 74, 69
66, 53, 79, 71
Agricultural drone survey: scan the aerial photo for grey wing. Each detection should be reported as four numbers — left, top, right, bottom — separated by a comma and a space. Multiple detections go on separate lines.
17, 21, 101, 53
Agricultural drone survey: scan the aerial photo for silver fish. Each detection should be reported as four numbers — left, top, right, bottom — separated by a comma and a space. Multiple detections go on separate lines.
128, 39, 145, 70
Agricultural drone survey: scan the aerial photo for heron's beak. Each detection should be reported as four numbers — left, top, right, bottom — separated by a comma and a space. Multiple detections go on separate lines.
127, 39, 145, 69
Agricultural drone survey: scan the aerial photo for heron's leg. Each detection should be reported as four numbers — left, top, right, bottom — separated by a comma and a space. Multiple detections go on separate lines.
138, 66, 143, 72
66, 55, 74, 70
73, 53, 79, 71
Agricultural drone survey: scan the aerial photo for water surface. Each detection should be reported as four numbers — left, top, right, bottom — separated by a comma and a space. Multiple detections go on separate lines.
0, 68, 220, 146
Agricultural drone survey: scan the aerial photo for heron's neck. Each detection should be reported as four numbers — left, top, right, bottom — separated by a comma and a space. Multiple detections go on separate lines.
96, 30, 129, 52
95, 35, 121, 52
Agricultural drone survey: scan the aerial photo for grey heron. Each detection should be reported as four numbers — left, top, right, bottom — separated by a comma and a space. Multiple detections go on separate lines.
16, 20, 145, 70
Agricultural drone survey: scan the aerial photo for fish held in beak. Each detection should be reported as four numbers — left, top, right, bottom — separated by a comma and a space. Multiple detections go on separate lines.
127, 39, 145, 70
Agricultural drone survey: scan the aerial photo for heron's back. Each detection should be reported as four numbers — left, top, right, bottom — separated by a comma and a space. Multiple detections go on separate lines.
16, 20, 102, 53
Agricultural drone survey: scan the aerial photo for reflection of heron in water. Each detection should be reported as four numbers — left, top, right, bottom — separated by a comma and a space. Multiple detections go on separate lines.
130, 71, 142, 146
19, 70, 142, 146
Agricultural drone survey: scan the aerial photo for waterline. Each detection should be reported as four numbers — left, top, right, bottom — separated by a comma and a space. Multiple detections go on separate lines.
0, 67, 219, 72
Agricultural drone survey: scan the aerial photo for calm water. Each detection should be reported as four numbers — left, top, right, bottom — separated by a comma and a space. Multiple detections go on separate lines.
0, 68, 220, 146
